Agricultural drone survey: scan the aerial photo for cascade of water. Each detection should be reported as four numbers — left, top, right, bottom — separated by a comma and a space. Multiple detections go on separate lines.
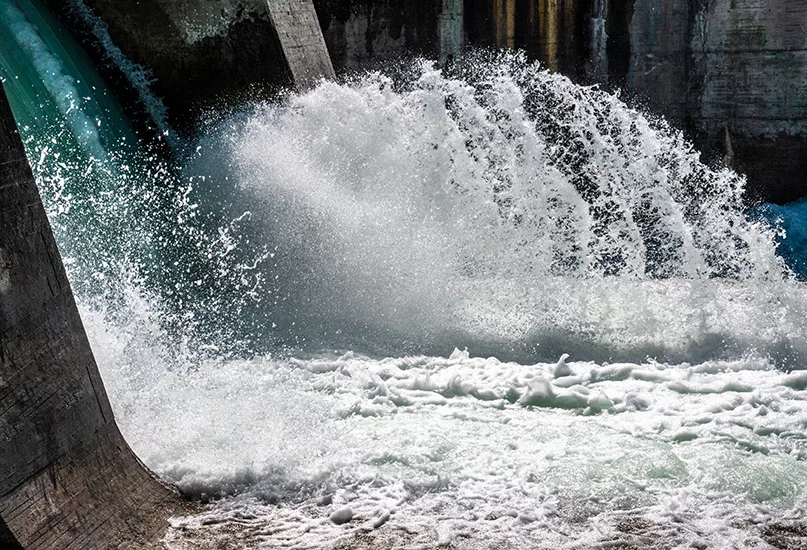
5, 5, 807, 546
0, 0, 132, 160
192, 54, 803, 362
0, 0, 268, 357
4, 5, 805, 362
63, 0, 179, 148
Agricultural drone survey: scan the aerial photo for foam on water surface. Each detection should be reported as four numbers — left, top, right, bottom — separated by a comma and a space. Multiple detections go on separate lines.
3, 9, 807, 544
128, 60, 807, 544
86, 304, 807, 548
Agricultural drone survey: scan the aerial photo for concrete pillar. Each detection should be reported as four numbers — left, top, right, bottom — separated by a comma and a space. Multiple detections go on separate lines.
0, 81, 184, 548
538, 0, 560, 70
266, 0, 335, 89
440, 0, 465, 62
492, 0, 516, 48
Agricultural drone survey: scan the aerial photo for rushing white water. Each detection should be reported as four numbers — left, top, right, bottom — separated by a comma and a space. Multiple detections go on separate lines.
3, 7, 807, 545
188, 56, 804, 365
97, 59, 807, 548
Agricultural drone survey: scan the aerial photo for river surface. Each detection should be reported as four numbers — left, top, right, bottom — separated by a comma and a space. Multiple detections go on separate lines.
2, 1, 807, 548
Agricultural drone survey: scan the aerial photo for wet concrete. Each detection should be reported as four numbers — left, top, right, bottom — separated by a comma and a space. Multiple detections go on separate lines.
0, 79, 186, 549
36, 0, 807, 200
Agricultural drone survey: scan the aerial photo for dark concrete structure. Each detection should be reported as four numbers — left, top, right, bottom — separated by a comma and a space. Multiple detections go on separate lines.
0, 81, 184, 549
43, 0, 807, 204
267, 0, 335, 88
465, 0, 807, 204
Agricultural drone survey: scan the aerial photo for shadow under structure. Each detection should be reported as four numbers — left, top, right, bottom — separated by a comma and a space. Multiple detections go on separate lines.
0, 78, 185, 549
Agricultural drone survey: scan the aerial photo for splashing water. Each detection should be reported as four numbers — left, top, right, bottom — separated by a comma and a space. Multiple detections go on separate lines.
754, 197, 807, 281
128, 58, 807, 549
192, 55, 804, 364
3, 6, 807, 546
0, 0, 271, 354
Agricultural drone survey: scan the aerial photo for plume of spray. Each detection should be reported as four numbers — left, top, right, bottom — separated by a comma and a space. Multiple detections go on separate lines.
8, 33, 806, 366
191, 52, 804, 364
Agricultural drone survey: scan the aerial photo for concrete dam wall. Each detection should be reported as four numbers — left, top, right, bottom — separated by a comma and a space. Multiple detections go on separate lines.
470, 0, 807, 204
0, 78, 185, 548
43, 0, 807, 204
0, 1, 335, 546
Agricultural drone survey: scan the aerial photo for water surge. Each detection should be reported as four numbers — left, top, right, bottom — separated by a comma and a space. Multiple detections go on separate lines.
191, 54, 804, 364
3, 5, 807, 546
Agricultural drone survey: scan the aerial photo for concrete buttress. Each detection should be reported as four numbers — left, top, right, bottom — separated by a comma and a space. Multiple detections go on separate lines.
266, 0, 335, 88
0, 80, 184, 549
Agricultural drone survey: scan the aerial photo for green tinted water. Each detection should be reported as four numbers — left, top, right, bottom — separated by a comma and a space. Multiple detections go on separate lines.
0, 0, 270, 353
0, 0, 135, 161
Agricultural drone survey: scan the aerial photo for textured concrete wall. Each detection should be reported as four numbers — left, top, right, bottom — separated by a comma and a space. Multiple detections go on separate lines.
440, 0, 464, 61
267, 0, 335, 88
42, 0, 807, 203
694, 0, 807, 203
0, 81, 184, 549
317, 0, 442, 70
626, 0, 690, 123
697, 0, 807, 139
467, 0, 807, 203
599, 0, 807, 203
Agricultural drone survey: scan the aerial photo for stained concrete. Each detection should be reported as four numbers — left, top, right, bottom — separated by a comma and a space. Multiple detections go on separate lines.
439, 0, 464, 62
694, 0, 807, 203
317, 0, 442, 70
35, 0, 807, 201
267, 0, 335, 88
465, 0, 807, 203
0, 80, 185, 549
44, 0, 291, 130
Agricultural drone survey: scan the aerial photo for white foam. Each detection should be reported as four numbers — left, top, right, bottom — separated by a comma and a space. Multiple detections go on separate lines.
16, 46, 806, 547
82, 305, 807, 548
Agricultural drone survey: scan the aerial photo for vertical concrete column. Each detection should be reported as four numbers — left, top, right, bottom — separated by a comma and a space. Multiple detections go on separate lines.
492, 0, 516, 49
587, 0, 609, 81
0, 81, 183, 548
266, 0, 335, 89
538, 0, 560, 71
440, 0, 465, 62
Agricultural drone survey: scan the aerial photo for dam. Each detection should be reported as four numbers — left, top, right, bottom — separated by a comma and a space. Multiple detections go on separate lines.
0, 76, 182, 548
0, 0, 334, 546
2, 0, 807, 548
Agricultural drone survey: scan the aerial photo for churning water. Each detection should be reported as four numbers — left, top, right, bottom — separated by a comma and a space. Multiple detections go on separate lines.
3, 2, 807, 547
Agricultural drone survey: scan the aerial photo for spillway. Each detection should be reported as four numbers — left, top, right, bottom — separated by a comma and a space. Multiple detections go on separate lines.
0, 52, 181, 550
2, 1, 807, 548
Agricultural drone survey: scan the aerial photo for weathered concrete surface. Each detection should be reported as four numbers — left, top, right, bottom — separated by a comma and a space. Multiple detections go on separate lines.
41, 0, 807, 202
439, 0, 464, 62
693, 0, 807, 203
44, 0, 291, 130
466, 0, 597, 79
267, 0, 335, 88
0, 81, 185, 548
626, 0, 690, 123
610, 0, 807, 203
466, 0, 807, 203
316, 0, 442, 70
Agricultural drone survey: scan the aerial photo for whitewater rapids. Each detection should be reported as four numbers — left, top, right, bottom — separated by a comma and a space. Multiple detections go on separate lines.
83, 60, 807, 548
87, 306, 807, 549
83, 57, 807, 550
3, 5, 807, 542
